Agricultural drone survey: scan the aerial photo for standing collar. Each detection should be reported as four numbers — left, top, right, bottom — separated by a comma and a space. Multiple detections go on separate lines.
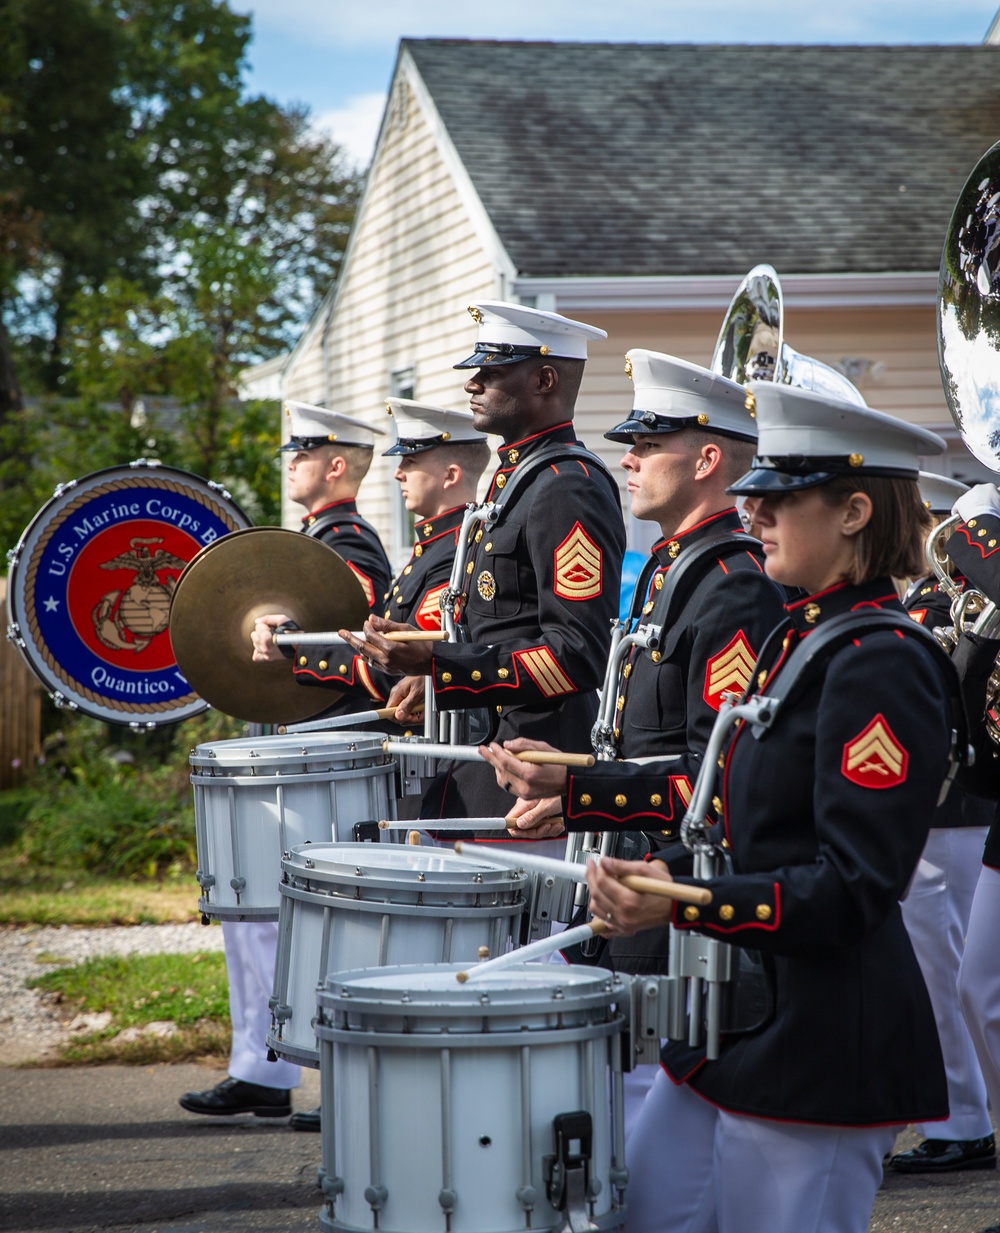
784, 577, 902, 633
412, 504, 466, 544
496, 421, 577, 469
302, 497, 357, 528
650, 508, 746, 567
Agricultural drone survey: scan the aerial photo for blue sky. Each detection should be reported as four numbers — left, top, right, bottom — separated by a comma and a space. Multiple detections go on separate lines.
235, 1, 1000, 168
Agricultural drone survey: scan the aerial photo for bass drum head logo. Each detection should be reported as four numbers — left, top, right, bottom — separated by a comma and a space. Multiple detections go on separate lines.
7, 466, 251, 725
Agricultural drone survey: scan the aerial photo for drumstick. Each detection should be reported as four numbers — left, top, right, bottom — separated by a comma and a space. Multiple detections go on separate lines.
456, 919, 610, 983
272, 630, 448, 646
377, 816, 565, 831
451, 841, 712, 906
278, 707, 401, 734
381, 739, 595, 767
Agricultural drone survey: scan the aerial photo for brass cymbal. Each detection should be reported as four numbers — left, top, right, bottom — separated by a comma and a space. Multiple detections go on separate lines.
168, 527, 371, 723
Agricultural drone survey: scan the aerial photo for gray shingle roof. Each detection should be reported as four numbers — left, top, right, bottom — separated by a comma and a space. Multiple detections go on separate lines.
404, 40, 1000, 278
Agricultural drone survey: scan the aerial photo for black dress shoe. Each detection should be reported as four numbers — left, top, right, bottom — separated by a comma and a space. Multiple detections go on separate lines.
289, 1107, 321, 1132
889, 1134, 995, 1173
179, 1076, 292, 1118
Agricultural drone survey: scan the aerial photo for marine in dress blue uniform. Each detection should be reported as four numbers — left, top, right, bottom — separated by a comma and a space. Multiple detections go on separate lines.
888, 472, 995, 1173
587, 384, 957, 1233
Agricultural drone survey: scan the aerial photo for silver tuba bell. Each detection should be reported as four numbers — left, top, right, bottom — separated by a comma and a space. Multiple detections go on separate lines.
711, 264, 868, 406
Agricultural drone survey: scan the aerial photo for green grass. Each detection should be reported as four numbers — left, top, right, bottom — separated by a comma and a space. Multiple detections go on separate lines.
27, 951, 231, 1065
0, 862, 202, 926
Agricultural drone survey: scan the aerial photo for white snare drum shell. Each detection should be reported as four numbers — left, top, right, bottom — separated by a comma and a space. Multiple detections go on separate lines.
316, 964, 628, 1233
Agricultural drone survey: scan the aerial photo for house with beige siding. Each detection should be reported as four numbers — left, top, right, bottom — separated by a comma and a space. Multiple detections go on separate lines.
269, 38, 1000, 563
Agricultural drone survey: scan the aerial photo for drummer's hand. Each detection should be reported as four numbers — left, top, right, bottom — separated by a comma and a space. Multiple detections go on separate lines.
504, 796, 565, 839
251, 614, 294, 663
480, 738, 569, 798
340, 616, 434, 676
586, 856, 674, 937
387, 675, 425, 723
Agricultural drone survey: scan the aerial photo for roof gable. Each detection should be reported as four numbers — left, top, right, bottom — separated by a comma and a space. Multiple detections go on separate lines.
405, 40, 1000, 279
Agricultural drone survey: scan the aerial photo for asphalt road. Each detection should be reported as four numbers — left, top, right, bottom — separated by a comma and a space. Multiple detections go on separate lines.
0, 1062, 997, 1233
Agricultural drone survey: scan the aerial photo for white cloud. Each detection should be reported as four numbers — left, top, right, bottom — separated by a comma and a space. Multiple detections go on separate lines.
312, 92, 387, 170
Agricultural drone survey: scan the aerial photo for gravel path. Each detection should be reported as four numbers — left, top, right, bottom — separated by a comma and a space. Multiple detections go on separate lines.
0, 923, 224, 1065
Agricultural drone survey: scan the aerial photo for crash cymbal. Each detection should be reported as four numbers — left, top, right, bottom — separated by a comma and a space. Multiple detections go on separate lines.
168, 527, 370, 723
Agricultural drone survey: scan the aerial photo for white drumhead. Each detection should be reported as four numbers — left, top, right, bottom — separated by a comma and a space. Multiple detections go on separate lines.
191, 729, 387, 768
336, 963, 612, 996
284, 841, 509, 877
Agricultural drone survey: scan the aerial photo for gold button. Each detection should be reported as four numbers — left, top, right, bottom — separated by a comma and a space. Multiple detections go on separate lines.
616, 695, 626, 710
717, 754, 726, 769
755, 904, 772, 921
968, 519, 978, 528
471, 670, 481, 681
651, 651, 662, 663
339, 663, 347, 673
307, 516, 316, 526
404, 565, 412, 575
991, 541, 997, 548
623, 663, 632, 678
684, 906, 700, 921
643, 601, 655, 615
508, 449, 519, 464
495, 474, 507, 489
484, 542, 492, 552
697, 413, 709, 426
613, 726, 621, 739
782, 631, 793, 650
441, 672, 453, 683
719, 905, 735, 921
615, 794, 627, 807
667, 540, 680, 559
318, 660, 328, 671
393, 586, 400, 594
496, 705, 503, 714
848, 453, 863, 468
757, 670, 767, 688
721, 837, 730, 849
467, 561, 475, 574
384, 610, 391, 618
498, 667, 509, 679
650, 793, 662, 806
414, 544, 423, 556
660, 828, 674, 836
579, 794, 593, 806
654, 574, 664, 590
475, 529, 483, 543
979, 528, 988, 538
712, 796, 723, 813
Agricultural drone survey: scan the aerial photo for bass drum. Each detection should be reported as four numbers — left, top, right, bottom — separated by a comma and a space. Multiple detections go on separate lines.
5, 462, 251, 726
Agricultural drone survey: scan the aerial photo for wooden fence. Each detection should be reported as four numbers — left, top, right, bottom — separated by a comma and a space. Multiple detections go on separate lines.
0, 578, 42, 790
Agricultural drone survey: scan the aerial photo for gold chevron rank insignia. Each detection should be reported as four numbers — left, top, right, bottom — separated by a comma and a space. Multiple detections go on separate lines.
841, 714, 908, 789
554, 522, 602, 601
347, 563, 375, 608
414, 583, 447, 630
514, 647, 575, 698
703, 631, 756, 711
908, 609, 928, 625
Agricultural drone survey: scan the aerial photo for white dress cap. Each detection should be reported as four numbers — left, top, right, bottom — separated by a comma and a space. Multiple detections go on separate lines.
454, 300, 607, 368
605, 349, 756, 443
729, 383, 946, 495
383, 398, 487, 455
918, 470, 969, 514
279, 400, 386, 452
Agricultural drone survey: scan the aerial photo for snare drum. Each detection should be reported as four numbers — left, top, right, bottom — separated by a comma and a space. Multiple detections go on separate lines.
267, 844, 526, 1067
190, 732, 396, 921
315, 964, 629, 1233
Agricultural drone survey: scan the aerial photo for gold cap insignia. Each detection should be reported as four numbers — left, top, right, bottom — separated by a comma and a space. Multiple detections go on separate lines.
744, 389, 756, 414
468, 305, 483, 324
624, 355, 633, 380
385, 401, 392, 413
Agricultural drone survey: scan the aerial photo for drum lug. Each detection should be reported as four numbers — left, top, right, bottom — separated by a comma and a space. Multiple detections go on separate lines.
196, 871, 216, 890
438, 1186, 457, 1214
364, 1183, 388, 1211
230, 877, 247, 892
318, 1167, 344, 1199
544, 1111, 599, 1232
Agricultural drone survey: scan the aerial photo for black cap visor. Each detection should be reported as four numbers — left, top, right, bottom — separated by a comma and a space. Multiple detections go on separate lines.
277, 435, 334, 453
383, 435, 447, 456
454, 343, 554, 370
604, 411, 699, 444
728, 456, 917, 496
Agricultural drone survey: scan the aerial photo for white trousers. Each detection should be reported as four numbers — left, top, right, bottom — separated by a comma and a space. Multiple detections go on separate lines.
623, 1069, 897, 1233
222, 920, 301, 1090
900, 826, 992, 1139
958, 863, 1000, 1122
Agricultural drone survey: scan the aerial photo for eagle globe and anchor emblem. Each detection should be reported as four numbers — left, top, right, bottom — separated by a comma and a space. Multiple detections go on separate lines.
93, 536, 188, 652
